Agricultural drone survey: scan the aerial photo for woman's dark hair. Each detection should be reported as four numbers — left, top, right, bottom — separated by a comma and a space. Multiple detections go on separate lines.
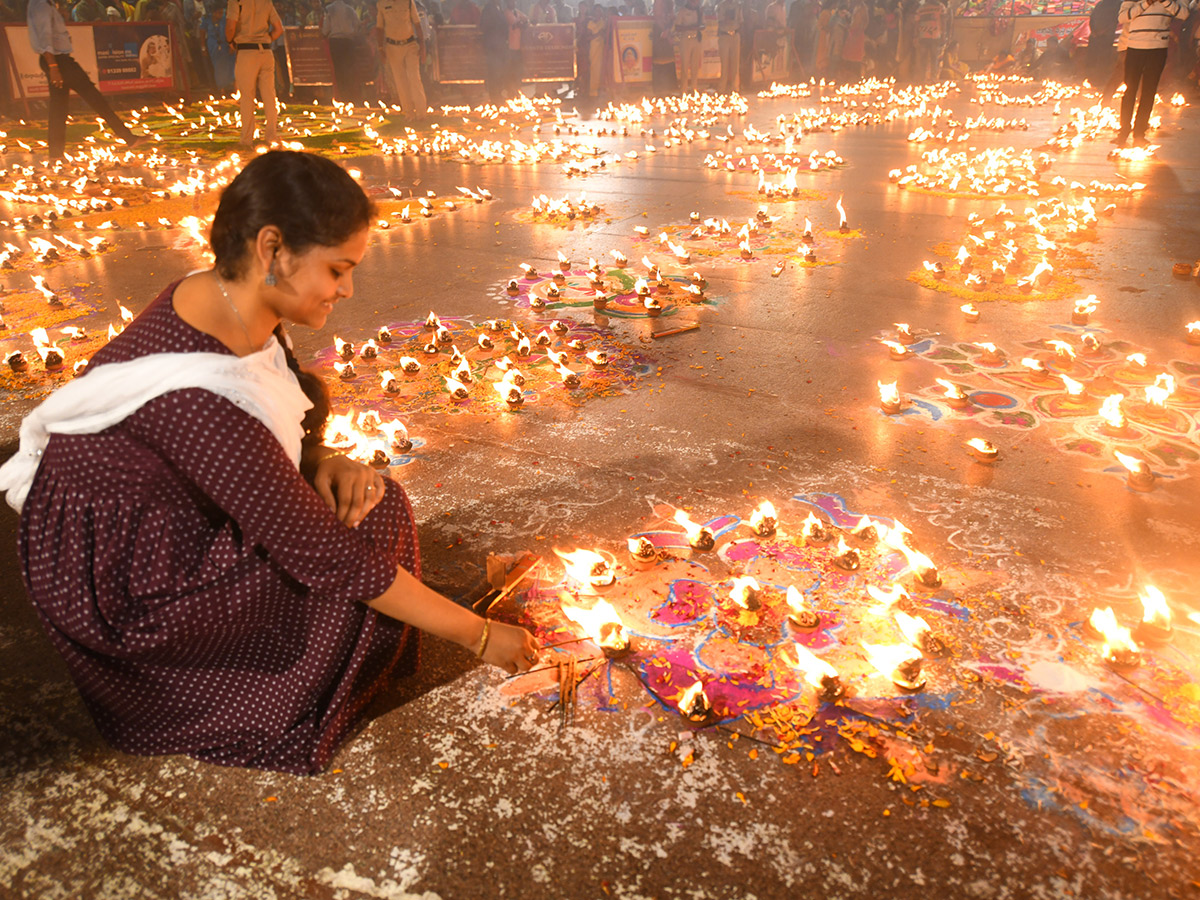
210, 150, 376, 280
211, 151, 373, 448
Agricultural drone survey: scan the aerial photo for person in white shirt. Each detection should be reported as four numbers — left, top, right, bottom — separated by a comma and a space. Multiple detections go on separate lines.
1115, 0, 1190, 145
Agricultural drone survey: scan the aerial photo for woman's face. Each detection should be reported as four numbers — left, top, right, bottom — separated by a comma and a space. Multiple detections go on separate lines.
273, 227, 370, 330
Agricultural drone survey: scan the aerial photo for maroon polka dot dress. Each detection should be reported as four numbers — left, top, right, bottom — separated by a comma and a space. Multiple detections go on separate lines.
18, 281, 420, 775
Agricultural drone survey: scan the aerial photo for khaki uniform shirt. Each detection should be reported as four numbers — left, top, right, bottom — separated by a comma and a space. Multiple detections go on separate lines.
377, 0, 420, 41
227, 0, 282, 42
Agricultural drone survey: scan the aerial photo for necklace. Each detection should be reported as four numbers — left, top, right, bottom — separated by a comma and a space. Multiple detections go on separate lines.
214, 274, 262, 354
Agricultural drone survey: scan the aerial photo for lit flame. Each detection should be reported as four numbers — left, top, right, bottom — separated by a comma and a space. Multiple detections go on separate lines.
862, 642, 922, 679
31, 275, 56, 302
866, 583, 907, 615
1047, 340, 1075, 362
1114, 451, 1150, 478
1059, 375, 1083, 395
749, 500, 776, 533
895, 611, 932, 650
1074, 295, 1098, 315
560, 596, 629, 650
1089, 607, 1139, 662
878, 381, 899, 405
729, 575, 761, 608
1125, 353, 1146, 368
1100, 394, 1126, 429
444, 375, 469, 399
966, 438, 996, 457
836, 195, 847, 228
673, 509, 709, 544
883, 525, 940, 587
936, 378, 966, 401
1139, 586, 1171, 629
677, 679, 711, 721
554, 547, 615, 589
785, 642, 838, 689
881, 340, 909, 357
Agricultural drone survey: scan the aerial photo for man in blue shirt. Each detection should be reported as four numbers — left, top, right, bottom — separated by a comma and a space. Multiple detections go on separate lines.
26, 0, 139, 159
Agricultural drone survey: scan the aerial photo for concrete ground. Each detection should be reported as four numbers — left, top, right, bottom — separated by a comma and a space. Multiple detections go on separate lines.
2, 81, 1200, 899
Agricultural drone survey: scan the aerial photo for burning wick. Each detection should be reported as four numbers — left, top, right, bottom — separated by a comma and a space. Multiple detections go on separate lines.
334, 336, 355, 360
1099, 394, 1127, 434
937, 379, 970, 409
894, 323, 916, 345
1088, 607, 1141, 668
801, 512, 830, 543
493, 381, 524, 409
882, 340, 910, 361
1080, 333, 1101, 356
924, 260, 946, 280
895, 611, 945, 657
554, 548, 616, 591
561, 597, 631, 657
864, 642, 926, 692
961, 303, 980, 323
334, 361, 356, 380
832, 536, 860, 571
878, 381, 902, 415
1133, 585, 1173, 645
1072, 295, 1098, 325
729, 575, 761, 610
1021, 357, 1051, 380
377, 326, 393, 343
674, 510, 715, 551
6, 350, 28, 372
677, 679, 714, 724
380, 421, 412, 453
1114, 451, 1155, 492
788, 644, 843, 702
1187, 322, 1200, 346
966, 438, 999, 462
748, 500, 777, 537
836, 195, 849, 233
976, 342, 1003, 364
785, 585, 820, 632
627, 536, 658, 569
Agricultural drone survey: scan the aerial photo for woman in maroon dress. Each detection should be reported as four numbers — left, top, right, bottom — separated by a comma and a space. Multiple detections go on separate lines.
7, 151, 539, 775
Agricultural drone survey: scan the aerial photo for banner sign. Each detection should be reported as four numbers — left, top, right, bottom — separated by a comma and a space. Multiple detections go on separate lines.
284, 26, 334, 87
2, 22, 176, 100
435, 24, 576, 83
521, 23, 575, 81
612, 16, 653, 83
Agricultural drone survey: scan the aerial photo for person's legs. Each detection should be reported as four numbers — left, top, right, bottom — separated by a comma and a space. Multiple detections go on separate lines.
38, 56, 70, 159
329, 38, 353, 101
1118, 48, 1147, 140
234, 50, 258, 144
1133, 47, 1167, 139
402, 42, 428, 113
258, 50, 278, 142
56, 55, 135, 146
718, 33, 735, 91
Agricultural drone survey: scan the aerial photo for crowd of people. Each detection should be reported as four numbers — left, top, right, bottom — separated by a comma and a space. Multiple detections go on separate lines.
3, 0, 1200, 113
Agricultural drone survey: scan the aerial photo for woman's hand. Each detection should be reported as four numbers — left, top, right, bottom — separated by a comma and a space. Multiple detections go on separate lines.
312, 453, 386, 527
481, 621, 541, 675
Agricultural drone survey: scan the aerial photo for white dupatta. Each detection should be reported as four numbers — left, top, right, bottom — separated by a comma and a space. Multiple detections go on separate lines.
0, 337, 312, 513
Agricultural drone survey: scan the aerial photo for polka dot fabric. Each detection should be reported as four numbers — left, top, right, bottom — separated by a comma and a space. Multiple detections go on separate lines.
17, 281, 421, 775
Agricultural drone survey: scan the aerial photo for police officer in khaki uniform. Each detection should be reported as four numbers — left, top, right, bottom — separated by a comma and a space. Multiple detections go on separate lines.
226, 0, 284, 146
376, 0, 427, 116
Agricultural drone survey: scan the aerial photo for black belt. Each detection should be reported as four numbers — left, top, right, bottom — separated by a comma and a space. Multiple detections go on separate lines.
236, 42, 271, 50
386, 36, 416, 45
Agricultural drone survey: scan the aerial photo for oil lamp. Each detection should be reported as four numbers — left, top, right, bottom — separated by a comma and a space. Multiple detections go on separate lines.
360, 340, 379, 360
1099, 394, 1127, 434
495, 356, 524, 386
864, 642, 925, 692
493, 381, 524, 409
832, 536, 860, 571
674, 510, 714, 551
1072, 295, 1098, 325
866, 583, 907, 615
643, 296, 663, 317
377, 326, 393, 343
506, 279, 520, 295
788, 644, 843, 702
748, 500, 777, 537
397, 356, 421, 376
380, 370, 399, 393
567, 339, 586, 352
785, 585, 820, 631
882, 340, 910, 361
955, 245, 972, 273
976, 342, 1003, 364
677, 679, 715, 725
878, 381, 902, 415
1047, 340, 1076, 368
1080, 333, 1101, 355
477, 334, 494, 351
1114, 451, 1155, 492
551, 320, 570, 335
1187, 322, 1200, 345
444, 375, 469, 401
627, 536, 658, 569
30, 329, 64, 369
802, 217, 814, 242
380, 421, 412, 453
334, 361, 356, 380
729, 575, 761, 610
5, 350, 26, 372
991, 260, 1007, 282
966, 438, 998, 462
1021, 357, 1051, 380
801, 512, 830, 543
435, 326, 453, 345
487, 319, 505, 333
960, 303, 980, 322
836, 195, 849, 233
555, 548, 616, 592
557, 250, 570, 271
424, 310, 441, 330
924, 260, 945, 280
519, 263, 538, 278
966, 273, 987, 292
334, 336, 355, 360
535, 329, 553, 347
937, 379, 970, 409
1132, 585, 1174, 645
895, 611, 945, 656
586, 351, 609, 369
895, 323, 916, 345
1088, 607, 1141, 668
561, 598, 632, 657
556, 364, 581, 388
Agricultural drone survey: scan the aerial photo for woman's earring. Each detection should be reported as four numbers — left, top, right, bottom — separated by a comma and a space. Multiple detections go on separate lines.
265, 258, 277, 287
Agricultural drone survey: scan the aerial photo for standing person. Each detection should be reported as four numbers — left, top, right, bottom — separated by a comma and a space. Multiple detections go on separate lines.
377, 0, 428, 114
1115, 0, 1190, 144
840, 0, 867, 78
504, 0, 527, 94
72, 0, 108, 21
675, 0, 703, 92
529, 0, 555, 22
479, 0, 508, 100
202, 0, 237, 91
26, 0, 140, 160
226, 0, 283, 147
651, 0, 677, 93
0, 151, 540, 776
716, 0, 741, 91
322, 0, 360, 101
911, 0, 944, 81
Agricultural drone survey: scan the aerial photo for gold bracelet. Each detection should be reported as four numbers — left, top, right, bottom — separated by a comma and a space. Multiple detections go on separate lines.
476, 619, 491, 658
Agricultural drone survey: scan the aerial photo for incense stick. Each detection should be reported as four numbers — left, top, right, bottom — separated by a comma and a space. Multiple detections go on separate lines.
504, 656, 602, 680
651, 323, 700, 339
